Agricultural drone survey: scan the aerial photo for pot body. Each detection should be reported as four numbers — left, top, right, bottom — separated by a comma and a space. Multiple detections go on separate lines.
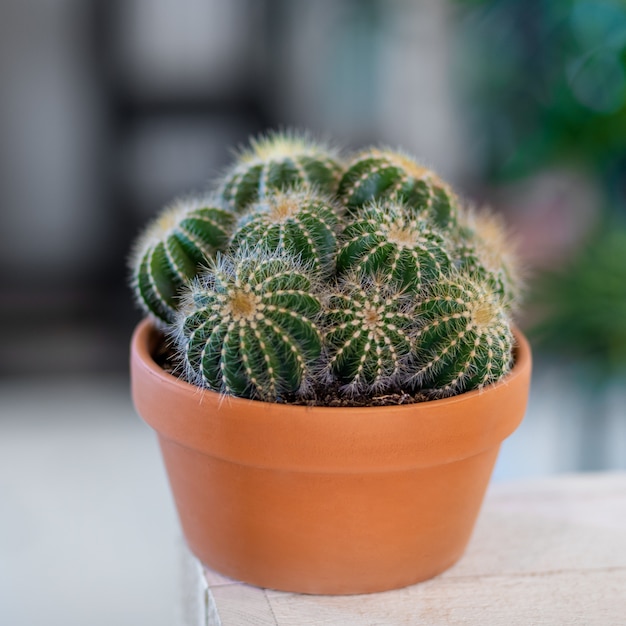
131, 319, 531, 595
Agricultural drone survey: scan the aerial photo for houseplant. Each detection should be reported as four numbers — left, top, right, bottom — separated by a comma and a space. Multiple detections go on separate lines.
129, 131, 532, 595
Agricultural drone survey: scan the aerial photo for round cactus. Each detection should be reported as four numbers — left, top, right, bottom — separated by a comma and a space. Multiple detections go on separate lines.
338, 148, 459, 229
409, 271, 514, 397
130, 196, 236, 326
453, 208, 522, 309
336, 200, 452, 292
176, 250, 323, 401
128, 131, 525, 405
231, 188, 342, 274
323, 274, 414, 392
219, 131, 343, 213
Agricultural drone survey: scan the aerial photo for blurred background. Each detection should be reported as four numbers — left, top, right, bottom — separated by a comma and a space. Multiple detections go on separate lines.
1, 1, 625, 624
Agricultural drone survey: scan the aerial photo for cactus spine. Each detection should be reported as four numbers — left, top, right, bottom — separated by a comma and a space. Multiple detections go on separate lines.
177, 251, 323, 401
231, 188, 342, 274
323, 274, 414, 392
220, 131, 343, 213
130, 197, 236, 326
336, 200, 452, 292
338, 149, 459, 229
409, 272, 514, 397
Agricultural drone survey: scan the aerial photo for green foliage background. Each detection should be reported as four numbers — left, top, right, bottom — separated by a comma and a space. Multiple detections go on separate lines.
455, 0, 626, 375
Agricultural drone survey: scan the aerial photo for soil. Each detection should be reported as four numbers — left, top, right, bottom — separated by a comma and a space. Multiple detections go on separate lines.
282, 384, 431, 407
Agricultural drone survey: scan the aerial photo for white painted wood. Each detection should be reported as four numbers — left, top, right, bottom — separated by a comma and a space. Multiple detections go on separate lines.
179, 540, 209, 626
203, 566, 238, 589
266, 571, 626, 626
195, 472, 626, 625
207, 584, 278, 626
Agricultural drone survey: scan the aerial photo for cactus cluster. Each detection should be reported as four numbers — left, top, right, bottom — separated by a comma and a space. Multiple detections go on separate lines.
220, 131, 343, 213
178, 251, 323, 400
338, 148, 459, 230
410, 273, 514, 396
324, 274, 414, 392
129, 131, 522, 404
231, 188, 341, 275
336, 200, 452, 292
130, 197, 236, 326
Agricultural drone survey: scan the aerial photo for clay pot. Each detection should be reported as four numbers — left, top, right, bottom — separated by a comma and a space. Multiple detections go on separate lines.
131, 318, 531, 595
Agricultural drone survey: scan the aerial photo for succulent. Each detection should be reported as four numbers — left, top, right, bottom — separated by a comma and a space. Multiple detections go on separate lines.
219, 131, 343, 213
130, 196, 236, 326
323, 274, 414, 392
231, 188, 341, 274
176, 250, 323, 401
130, 130, 523, 404
336, 200, 452, 292
409, 271, 514, 397
338, 148, 459, 229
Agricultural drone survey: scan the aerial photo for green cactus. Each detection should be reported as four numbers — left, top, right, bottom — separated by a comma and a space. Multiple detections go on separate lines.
231, 188, 342, 274
336, 199, 452, 292
130, 197, 236, 326
453, 208, 522, 309
176, 250, 323, 401
219, 131, 343, 213
323, 274, 414, 392
129, 131, 524, 404
338, 148, 459, 229
409, 271, 514, 397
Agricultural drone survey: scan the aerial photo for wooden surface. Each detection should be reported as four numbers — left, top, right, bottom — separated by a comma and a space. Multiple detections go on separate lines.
186, 472, 626, 625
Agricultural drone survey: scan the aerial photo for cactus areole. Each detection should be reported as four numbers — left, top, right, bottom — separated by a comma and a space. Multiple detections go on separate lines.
129, 130, 532, 594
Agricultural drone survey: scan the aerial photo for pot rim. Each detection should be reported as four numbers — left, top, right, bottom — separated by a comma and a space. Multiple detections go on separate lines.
131, 319, 532, 472
132, 318, 531, 414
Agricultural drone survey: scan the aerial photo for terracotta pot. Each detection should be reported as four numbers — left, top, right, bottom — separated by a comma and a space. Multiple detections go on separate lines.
131, 318, 532, 595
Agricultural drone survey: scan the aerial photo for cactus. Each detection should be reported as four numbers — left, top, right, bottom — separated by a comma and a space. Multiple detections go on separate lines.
323, 274, 414, 392
408, 271, 514, 397
338, 148, 459, 229
130, 196, 236, 326
176, 250, 323, 401
129, 130, 523, 404
219, 131, 343, 213
231, 188, 342, 274
336, 199, 452, 292
452, 208, 522, 309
